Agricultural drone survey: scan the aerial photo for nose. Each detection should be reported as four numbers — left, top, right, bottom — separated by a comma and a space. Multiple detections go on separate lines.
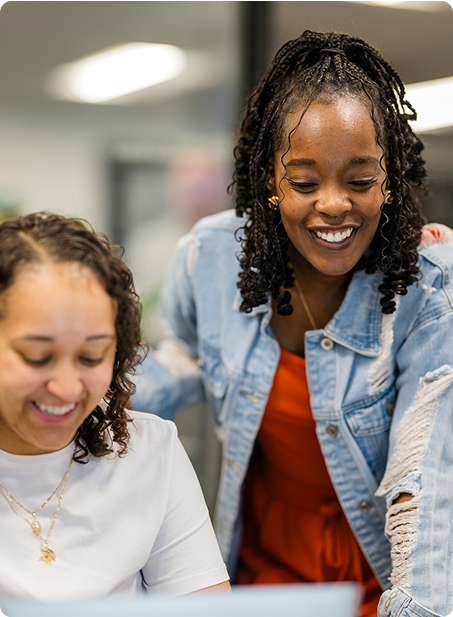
315, 185, 352, 218
46, 362, 84, 402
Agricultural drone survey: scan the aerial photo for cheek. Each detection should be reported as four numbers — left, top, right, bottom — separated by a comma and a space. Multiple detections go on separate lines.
365, 186, 384, 211
0, 363, 43, 401
281, 207, 299, 223
367, 201, 383, 227
86, 364, 115, 397
279, 198, 308, 224
279, 203, 311, 242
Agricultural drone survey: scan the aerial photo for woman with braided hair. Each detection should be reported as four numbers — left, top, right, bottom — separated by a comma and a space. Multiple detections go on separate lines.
134, 31, 453, 617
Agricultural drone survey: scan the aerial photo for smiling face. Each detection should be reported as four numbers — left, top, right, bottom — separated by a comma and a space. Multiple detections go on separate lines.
271, 96, 386, 280
0, 261, 117, 455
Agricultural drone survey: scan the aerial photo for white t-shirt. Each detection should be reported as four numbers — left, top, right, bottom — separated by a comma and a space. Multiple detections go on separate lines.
0, 411, 228, 602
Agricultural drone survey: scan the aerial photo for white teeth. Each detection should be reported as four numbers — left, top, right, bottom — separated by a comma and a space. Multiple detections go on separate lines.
316, 228, 353, 243
35, 403, 76, 416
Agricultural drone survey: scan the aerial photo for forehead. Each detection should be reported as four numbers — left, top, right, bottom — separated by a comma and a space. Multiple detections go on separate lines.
0, 261, 116, 326
10, 261, 101, 292
279, 96, 380, 157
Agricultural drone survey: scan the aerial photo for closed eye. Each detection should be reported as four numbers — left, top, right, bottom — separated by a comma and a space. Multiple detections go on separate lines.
349, 178, 378, 188
287, 180, 318, 190
80, 357, 104, 366
21, 356, 50, 367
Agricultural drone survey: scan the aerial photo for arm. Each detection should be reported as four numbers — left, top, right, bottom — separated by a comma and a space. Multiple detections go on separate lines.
376, 289, 453, 616
190, 581, 231, 595
132, 233, 206, 420
141, 432, 229, 595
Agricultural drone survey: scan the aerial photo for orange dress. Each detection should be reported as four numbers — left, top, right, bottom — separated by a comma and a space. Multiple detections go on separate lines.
235, 348, 382, 617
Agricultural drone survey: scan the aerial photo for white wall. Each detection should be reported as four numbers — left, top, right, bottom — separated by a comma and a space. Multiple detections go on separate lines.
0, 108, 108, 229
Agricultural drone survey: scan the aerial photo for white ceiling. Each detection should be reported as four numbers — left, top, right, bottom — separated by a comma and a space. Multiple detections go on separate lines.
1, 2, 452, 105
274, 1, 453, 84
0, 1, 238, 107
0, 1, 451, 184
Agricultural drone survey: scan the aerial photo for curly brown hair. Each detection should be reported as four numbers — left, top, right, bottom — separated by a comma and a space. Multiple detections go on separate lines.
232, 30, 428, 315
0, 212, 145, 463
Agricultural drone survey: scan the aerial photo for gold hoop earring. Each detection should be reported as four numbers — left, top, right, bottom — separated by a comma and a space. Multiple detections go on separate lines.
268, 195, 280, 210
384, 190, 394, 205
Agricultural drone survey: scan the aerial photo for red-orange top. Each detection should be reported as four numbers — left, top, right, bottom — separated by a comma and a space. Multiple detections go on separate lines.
236, 348, 382, 617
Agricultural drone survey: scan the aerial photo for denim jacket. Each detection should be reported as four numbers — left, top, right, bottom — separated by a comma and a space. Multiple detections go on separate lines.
132, 210, 453, 617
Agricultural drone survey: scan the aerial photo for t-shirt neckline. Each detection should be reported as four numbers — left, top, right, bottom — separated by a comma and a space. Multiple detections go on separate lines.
0, 441, 75, 465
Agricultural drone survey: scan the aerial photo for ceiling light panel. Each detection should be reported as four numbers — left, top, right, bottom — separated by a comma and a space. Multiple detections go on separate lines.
406, 76, 453, 132
347, 1, 452, 11
48, 43, 187, 103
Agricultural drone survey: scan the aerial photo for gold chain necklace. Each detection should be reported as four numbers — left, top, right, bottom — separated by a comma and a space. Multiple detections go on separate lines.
0, 444, 76, 567
288, 260, 318, 330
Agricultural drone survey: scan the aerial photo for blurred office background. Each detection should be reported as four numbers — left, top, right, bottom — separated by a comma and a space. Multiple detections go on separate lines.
0, 1, 452, 510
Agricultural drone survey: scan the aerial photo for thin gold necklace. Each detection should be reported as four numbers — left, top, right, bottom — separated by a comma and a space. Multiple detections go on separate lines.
0, 444, 76, 567
288, 260, 318, 330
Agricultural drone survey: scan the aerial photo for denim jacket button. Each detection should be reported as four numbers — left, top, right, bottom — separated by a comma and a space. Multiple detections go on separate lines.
326, 425, 338, 438
358, 501, 372, 513
320, 337, 334, 351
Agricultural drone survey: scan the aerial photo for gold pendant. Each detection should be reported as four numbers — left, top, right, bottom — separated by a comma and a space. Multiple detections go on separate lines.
38, 542, 55, 568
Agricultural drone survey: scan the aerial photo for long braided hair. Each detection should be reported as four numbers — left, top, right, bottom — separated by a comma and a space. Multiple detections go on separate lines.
233, 31, 428, 315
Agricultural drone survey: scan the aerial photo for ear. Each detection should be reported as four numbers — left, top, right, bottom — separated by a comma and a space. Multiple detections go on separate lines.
267, 163, 276, 196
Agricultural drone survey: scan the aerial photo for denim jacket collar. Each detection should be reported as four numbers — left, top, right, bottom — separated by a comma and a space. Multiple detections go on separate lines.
232, 289, 271, 316
233, 268, 383, 357
323, 268, 383, 357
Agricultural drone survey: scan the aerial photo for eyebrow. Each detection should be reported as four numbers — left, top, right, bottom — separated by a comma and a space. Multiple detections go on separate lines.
286, 158, 316, 167
14, 335, 116, 343
285, 156, 379, 167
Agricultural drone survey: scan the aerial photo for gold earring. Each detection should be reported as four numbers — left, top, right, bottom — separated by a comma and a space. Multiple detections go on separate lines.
268, 195, 280, 210
384, 190, 394, 205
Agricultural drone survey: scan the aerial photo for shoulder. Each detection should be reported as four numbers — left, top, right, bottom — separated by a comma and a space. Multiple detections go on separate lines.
176, 210, 243, 253
125, 410, 178, 451
419, 224, 453, 267
191, 209, 243, 236
170, 210, 244, 281
418, 223, 453, 292
127, 409, 177, 432
396, 224, 453, 329
82, 413, 181, 497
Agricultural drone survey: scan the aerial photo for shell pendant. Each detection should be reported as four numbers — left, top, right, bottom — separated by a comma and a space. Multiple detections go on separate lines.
31, 519, 41, 535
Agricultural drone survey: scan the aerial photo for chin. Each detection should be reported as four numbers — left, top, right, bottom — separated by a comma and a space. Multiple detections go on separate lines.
313, 259, 359, 277
32, 431, 78, 455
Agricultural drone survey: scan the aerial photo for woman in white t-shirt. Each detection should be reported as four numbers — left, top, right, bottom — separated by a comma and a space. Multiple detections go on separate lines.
0, 212, 229, 603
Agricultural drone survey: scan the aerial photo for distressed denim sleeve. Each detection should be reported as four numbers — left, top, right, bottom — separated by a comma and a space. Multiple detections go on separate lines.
376, 303, 453, 617
379, 588, 453, 617
131, 232, 205, 420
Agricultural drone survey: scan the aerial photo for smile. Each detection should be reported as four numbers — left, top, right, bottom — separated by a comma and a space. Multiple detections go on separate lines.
34, 402, 77, 417
315, 228, 353, 243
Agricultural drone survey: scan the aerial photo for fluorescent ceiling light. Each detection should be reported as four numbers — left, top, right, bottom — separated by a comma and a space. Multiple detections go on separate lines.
347, 0, 452, 10
48, 43, 187, 103
356, 0, 413, 5
405, 76, 453, 132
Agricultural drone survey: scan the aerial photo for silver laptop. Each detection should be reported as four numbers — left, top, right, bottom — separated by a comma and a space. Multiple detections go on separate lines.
2, 583, 361, 617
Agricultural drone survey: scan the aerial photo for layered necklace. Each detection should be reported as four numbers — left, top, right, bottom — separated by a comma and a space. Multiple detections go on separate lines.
0, 444, 76, 567
288, 260, 318, 330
